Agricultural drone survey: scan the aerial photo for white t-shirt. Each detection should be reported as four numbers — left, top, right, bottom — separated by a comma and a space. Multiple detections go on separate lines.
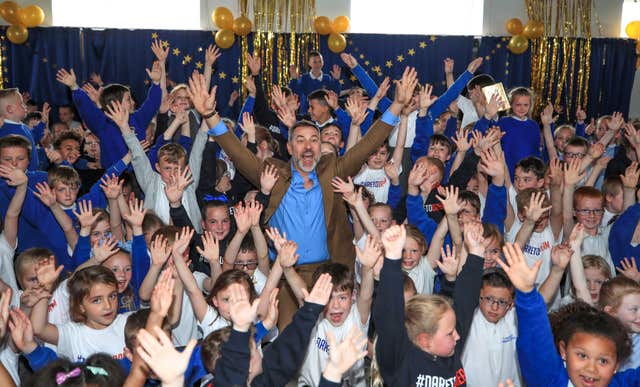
253, 269, 267, 295
353, 164, 402, 204
462, 308, 522, 387
198, 305, 231, 339
505, 218, 558, 288
388, 110, 417, 147
0, 233, 18, 292
172, 289, 201, 346
298, 306, 369, 387
457, 95, 480, 129
0, 288, 21, 385
57, 312, 133, 363
581, 225, 615, 275
48, 278, 71, 326
600, 208, 617, 229
404, 256, 436, 295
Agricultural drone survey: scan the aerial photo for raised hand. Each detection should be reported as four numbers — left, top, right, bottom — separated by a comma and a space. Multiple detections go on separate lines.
323, 327, 368, 382
374, 77, 391, 101
228, 90, 239, 107
616, 257, 640, 282
246, 52, 261, 75
331, 176, 355, 195
355, 235, 383, 269
104, 100, 131, 132
0, 288, 10, 340
0, 165, 27, 187
576, 106, 586, 123
621, 162, 640, 189
40, 102, 51, 125
172, 227, 194, 258
418, 83, 435, 112
44, 148, 62, 165
330, 64, 341, 80
342, 187, 365, 209
165, 167, 193, 205
289, 64, 299, 80
437, 245, 459, 281
393, 67, 418, 106
484, 93, 499, 119
277, 240, 299, 269
497, 243, 542, 293
550, 244, 573, 271
345, 94, 368, 126
407, 162, 428, 189
540, 103, 555, 126
301, 272, 333, 305
244, 76, 256, 97
146, 61, 163, 84
35, 256, 63, 291
585, 118, 596, 136
205, 45, 222, 66
463, 220, 485, 256
233, 202, 252, 234
608, 111, 624, 132
8, 308, 37, 354
122, 198, 148, 229
381, 225, 406, 260
478, 148, 505, 183
239, 112, 256, 137
271, 84, 287, 109
260, 164, 279, 195
194, 231, 219, 264
187, 72, 217, 116
324, 90, 339, 111
452, 128, 472, 154
276, 105, 296, 129
136, 326, 197, 386
265, 227, 287, 253
261, 288, 280, 330
436, 185, 463, 216
33, 182, 56, 207
151, 268, 175, 318
150, 234, 171, 267
19, 288, 51, 309
340, 53, 358, 69
568, 222, 586, 250
100, 173, 123, 200
443, 58, 454, 74
92, 237, 119, 264
466, 57, 483, 74
384, 160, 400, 184
524, 191, 552, 223
56, 68, 78, 89
246, 200, 263, 227
228, 283, 260, 331
563, 158, 585, 186
151, 39, 169, 64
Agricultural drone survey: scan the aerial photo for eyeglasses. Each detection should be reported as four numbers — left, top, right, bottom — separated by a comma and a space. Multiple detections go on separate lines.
480, 296, 511, 309
575, 208, 604, 216
564, 152, 586, 159
233, 261, 257, 270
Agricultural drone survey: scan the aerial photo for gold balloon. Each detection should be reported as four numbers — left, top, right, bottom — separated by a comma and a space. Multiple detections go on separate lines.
17, 5, 45, 28
0, 1, 20, 25
626, 21, 640, 39
506, 18, 524, 35
314, 16, 332, 35
507, 34, 529, 54
232, 15, 252, 36
327, 33, 346, 53
331, 15, 350, 33
523, 20, 544, 39
212, 7, 233, 30
215, 29, 235, 49
6, 24, 28, 44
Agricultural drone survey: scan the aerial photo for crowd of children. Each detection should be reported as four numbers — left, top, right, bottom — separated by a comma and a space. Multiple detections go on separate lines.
0, 37, 638, 387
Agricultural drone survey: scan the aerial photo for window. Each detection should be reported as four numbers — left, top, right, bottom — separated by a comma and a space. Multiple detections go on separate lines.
621, 0, 640, 37
350, 0, 484, 35
52, 0, 200, 30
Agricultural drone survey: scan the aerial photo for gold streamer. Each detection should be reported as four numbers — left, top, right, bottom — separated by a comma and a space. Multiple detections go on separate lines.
0, 36, 5, 89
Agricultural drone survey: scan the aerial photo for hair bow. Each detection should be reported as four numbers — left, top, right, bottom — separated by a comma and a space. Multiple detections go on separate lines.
203, 193, 228, 203
56, 367, 81, 385
85, 366, 108, 376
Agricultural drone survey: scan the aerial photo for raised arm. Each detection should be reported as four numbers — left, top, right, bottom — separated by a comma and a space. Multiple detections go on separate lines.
561, 159, 584, 241
540, 103, 558, 161
355, 235, 381, 325
538, 244, 571, 305
171, 227, 209, 322
0, 166, 27, 247
567, 223, 592, 304
33, 182, 78, 249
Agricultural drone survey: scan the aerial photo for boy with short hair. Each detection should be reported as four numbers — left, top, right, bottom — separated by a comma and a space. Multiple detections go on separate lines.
296, 257, 375, 386
50, 131, 87, 170
58, 105, 82, 132
0, 88, 46, 170
289, 51, 341, 113
462, 268, 522, 386
107, 98, 207, 232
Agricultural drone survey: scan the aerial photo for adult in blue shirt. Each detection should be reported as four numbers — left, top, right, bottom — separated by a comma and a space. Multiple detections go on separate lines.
189, 67, 416, 328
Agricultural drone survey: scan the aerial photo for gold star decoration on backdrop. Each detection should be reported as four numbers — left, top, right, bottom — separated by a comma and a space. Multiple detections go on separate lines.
161, 40, 169, 48
195, 61, 203, 69
364, 60, 370, 66
385, 60, 393, 68
349, 75, 357, 82
42, 57, 47, 63
172, 48, 180, 56
183, 55, 192, 64
339, 80, 345, 85
419, 41, 427, 48
151, 32, 158, 39
372, 65, 381, 73
396, 54, 404, 62
408, 48, 415, 56
231, 76, 239, 83
430, 36, 437, 42
218, 72, 226, 79
359, 54, 365, 59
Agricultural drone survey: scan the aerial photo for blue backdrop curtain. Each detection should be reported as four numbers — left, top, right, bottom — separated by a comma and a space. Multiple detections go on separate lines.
2, 26, 637, 120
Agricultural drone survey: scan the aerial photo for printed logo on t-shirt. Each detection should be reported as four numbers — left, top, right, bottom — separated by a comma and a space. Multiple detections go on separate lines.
415, 374, 456, 387
424, 202, 444, 213
501, 334, 516, 343
315, 336, 329, 353
48, 299, 57, 313
74, 349, 125, 364
522, 240, 551, 256
360, 178, 388, 189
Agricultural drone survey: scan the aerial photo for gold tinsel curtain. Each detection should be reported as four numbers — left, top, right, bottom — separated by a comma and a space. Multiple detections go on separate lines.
241, 0, 318, 101
526, 0, 592, 118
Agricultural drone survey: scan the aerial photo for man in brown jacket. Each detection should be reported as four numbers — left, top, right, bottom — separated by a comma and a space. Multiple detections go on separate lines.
189, 67, 418, 327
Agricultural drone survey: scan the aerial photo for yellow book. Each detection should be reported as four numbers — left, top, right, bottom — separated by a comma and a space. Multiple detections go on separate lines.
482, 83, 510, 112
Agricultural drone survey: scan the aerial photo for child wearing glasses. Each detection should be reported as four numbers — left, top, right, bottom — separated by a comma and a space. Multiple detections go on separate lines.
563, 163, 616, 275
461, 268, 522, 386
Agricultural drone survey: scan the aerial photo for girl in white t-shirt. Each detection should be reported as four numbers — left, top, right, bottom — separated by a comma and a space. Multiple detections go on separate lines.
30, 265, 132, 363
402, 225, 437, 295
171, 227, 257, 339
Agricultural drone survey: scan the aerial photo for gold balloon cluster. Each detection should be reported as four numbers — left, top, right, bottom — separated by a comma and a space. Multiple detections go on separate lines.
211, 6, 253, 49
314, 15, 349, 53
1, 1, 45, 45
627, 21, 640, 39
505, 17, 543, 54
